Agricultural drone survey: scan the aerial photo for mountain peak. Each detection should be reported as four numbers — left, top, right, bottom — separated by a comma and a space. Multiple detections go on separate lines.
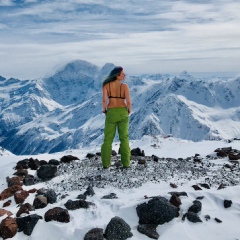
178, 70, 195, 81
0, 76, 6, 81
57, 60, 99, 76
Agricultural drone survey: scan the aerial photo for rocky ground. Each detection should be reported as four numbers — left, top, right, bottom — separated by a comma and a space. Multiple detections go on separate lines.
46, 147, 240, 196
0, 146, 240, 239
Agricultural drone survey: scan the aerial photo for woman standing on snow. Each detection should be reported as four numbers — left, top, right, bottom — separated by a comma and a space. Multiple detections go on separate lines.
101, 66, 132, 169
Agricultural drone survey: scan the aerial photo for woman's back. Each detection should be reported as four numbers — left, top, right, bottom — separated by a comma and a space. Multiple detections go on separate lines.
102, 67, 132, 114
105, 81, 127, 108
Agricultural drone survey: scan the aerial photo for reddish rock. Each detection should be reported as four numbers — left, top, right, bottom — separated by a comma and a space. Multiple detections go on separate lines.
0, 185, 23, 201
44, 207, 70, 222
16, 203, 34, 217
15, 164, 24, 170
13, 169, 28, 177
0, 209, 13, 217
0, 217, 18, 239
6, 176, 23, 187
28, 188, 38, 194
2, 200, 11, 207
228, 153, 240, 161
214, 149, 228, 157
169, 194, 182, 208
14, 190, 29, 204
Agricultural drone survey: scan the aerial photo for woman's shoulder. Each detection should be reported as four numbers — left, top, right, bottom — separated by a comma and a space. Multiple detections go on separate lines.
121, 83, 129, 89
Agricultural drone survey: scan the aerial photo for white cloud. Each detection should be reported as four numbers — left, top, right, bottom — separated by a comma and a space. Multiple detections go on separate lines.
0, 0, 240, 78
0, 0, 13, 6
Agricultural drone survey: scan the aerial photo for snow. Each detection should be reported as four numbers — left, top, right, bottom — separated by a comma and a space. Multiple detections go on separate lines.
0, 137, 240, 240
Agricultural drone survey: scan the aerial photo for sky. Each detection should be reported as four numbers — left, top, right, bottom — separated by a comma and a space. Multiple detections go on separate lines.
0, 0, 240, 79
0, 137, 240, 239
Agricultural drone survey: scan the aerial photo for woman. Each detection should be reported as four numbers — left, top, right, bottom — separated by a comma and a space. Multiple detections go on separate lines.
101, 66, 132, 169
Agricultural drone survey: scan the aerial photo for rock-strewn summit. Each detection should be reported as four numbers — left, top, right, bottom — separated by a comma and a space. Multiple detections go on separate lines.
0, 145, 239, 239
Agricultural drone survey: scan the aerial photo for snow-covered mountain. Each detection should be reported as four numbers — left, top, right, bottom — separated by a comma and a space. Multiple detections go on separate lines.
0, 60, 240, 155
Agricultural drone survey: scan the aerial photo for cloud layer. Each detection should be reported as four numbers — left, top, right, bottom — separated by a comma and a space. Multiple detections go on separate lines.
0, 0, 240, 79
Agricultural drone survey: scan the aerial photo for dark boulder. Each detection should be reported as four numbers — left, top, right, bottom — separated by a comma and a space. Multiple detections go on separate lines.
137, 224, 159, 239
23, 175, 36, 186
192, 185, 202, 191
199, 183, 210, 189
28, 158, 40, 170
39, 160, 48, 165
44, 207, 70, 223
104, 216, 133, 240
76, 194, 86, 200
188, 200, 202, 213
86, 153, 95, 159
16, 214, 42, 236
136, 196, 178, 225
215, 218, 222, 223
168, 191, 188, 197
101, 193, 118, 199
84, 185, 95, 196
48, 159, 60, 165
60, 155, 79, 163
33, 195, 48, 209
64, 199, 95, 210
152, 155, 160, 162
84, 228, 104, 240
186, 212, 202, 223
16, 159, 29, 169
131, 147, 145, 156
44, 189, 57, 204
224, 200, 232, 208
36, 165, 57, 180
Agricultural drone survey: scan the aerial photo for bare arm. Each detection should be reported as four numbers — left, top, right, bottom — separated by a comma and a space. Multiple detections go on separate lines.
124, 84, 132, 114
102, 86, 108, 114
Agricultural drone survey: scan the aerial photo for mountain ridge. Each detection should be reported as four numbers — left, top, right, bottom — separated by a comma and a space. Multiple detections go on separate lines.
0, 59, 240, 154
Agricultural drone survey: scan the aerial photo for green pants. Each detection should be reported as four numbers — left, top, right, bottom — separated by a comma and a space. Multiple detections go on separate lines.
101, 107, 130, 168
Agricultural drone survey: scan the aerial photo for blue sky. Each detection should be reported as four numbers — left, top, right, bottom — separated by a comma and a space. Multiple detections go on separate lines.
0, 0, 240, 79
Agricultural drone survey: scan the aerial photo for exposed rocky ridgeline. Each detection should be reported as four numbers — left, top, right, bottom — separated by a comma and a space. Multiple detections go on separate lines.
0, 146, 239, 239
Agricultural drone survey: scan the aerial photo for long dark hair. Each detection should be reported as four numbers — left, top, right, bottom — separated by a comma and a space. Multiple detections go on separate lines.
102, 66, 123, 87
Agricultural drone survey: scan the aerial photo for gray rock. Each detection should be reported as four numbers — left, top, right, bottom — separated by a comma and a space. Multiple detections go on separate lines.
104, 216, 133, 240
16, 214, 42, 236
186, 212, 202, 223
188, 200, 202, 213
84, 228, 104, 240
137, 224, 159, 239
37, 165, 57, 180
136, 197, 178, 225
